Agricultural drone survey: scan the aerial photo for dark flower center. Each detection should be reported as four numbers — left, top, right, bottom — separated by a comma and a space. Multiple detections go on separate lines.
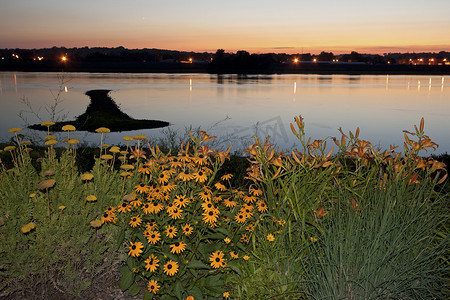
198, 171, 203, 176
215, 257, 220, 262
132, 245, 136, 250
175, 242, 180, 247
209, 211, 214, 216
151, 234, 155, 238
168, 264, 172, 269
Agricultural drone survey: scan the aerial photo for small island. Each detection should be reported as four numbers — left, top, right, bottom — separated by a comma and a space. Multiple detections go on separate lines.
29, 89, 170, 132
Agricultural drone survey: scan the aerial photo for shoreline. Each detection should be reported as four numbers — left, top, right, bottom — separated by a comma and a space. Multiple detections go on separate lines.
2, 60, 450, 75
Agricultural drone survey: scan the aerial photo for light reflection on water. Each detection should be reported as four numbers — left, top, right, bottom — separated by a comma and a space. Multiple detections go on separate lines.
0, 72, 449, 154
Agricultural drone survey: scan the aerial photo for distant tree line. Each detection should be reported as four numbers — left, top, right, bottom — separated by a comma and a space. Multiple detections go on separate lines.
1, 47, 449, 73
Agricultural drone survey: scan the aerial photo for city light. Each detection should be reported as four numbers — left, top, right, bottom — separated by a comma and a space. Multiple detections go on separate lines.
61, 56, 67, 62
293, 58, 299, 63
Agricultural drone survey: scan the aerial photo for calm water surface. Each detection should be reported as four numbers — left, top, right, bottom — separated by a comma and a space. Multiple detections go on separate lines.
0, 72, 449, 154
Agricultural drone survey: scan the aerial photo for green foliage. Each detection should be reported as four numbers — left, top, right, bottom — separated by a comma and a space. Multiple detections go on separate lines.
1, 116, 448, 300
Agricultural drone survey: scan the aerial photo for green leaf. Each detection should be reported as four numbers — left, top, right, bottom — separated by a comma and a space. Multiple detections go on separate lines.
187, 286, 203, 299
187, 259, 209, 270
174, 280, 183, 299
205, 273, 223, 287
116, 228, 125, 251
227, 260, 243, 276
128, 283, 140, 296
117, 268, 135, 291
143, 291, 153, 300
203, 232, 226, 240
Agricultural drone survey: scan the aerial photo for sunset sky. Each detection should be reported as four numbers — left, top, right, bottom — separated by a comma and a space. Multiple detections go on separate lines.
1, 0, 449, 54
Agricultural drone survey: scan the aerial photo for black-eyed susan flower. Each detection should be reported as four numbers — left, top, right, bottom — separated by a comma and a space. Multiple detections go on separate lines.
149, 202, 164, 214
224, 198, 237, 208
193, 170, 208, 183
130, 198, 143, 208
128, 241, 144, 257
173, 195, 189, 208
230, 251, 239, 259
129, 215, 142, 228
142, 203, 152, 214
202, 210, 219, 225
214, 182, 227, 191
105, 206, 116, 213
267, 234, 275, 242
101, 212, 116, 224
165, 225, 178, 238
118, 202, 131, 213
243, 195, 256, 203
198, 190, 211, 201
147, 279, 160, 294
246, 223, 255, 232
223, 291, 230, 299
241, 233, 250, 244
144, 254, 160, 272
145, 221, 157, 231
169, 157, 182, 168
209, 250, 226, 269
182, 224, 193, 236
256, 200, 268, 213
243, 255, 250, 261
163, 260, 179, 276
168, 207, 183, 220
221, 174, 233, 181
234, 212, 247, 224
170, 241, 187, 254
138, 166, 151, 174
158, 171, 170, 184
145, 230, 161, 244
224, 237, 231, 244
310, 237, 318, 243
177, 169, 194, 182
135, 183, 150, 194
250, 188, 263, 196
161, 181, 176, 193
201, 200, 215, 212
193, 153, 208, 165
165, 202, 176, 214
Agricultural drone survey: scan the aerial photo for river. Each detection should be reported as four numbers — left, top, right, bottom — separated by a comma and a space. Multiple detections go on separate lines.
0, 72, 449, 154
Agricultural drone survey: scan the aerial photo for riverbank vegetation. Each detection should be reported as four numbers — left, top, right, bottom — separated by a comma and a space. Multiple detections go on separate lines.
0, 117, 449, 299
